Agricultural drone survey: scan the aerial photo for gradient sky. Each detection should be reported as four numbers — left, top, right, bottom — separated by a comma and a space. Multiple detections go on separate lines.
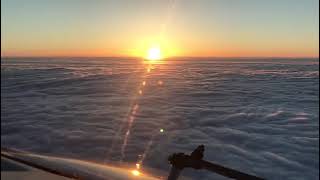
1, 0, 319, 57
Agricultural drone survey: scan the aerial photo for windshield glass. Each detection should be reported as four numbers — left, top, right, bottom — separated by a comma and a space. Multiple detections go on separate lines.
1, 1, 319, 180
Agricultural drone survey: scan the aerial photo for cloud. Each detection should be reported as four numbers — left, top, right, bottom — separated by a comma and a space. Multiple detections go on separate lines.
1, 58, 319, 180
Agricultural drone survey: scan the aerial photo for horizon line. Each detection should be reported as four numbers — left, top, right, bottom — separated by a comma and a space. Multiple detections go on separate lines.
1, 55, 319, 59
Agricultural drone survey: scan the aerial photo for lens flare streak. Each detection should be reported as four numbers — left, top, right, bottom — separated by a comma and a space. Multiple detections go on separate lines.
120, 104, 139, 161
106, 58, 167, 166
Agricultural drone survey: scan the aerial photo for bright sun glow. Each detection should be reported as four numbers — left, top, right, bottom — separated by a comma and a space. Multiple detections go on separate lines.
146, 47, 162, 61
131, 170, 141, 176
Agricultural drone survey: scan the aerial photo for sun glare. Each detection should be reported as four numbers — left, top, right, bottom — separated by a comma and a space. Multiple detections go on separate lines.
146, 47, 162, 61
131, 170, 141, 176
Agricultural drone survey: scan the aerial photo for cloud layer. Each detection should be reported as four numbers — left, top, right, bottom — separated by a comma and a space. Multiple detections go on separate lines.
1, 58, 319, 180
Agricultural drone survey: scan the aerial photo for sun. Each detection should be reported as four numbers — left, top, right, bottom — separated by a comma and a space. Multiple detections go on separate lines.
146, 47, 162, 61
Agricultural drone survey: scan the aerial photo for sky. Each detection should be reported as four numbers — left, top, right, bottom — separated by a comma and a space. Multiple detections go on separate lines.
1, 0, 319, 58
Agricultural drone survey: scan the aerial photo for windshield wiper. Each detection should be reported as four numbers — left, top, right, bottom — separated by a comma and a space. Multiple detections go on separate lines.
167, 145, 265, 180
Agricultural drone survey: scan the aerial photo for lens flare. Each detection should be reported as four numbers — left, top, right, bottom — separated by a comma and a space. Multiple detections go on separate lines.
131, 170, 141, 176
